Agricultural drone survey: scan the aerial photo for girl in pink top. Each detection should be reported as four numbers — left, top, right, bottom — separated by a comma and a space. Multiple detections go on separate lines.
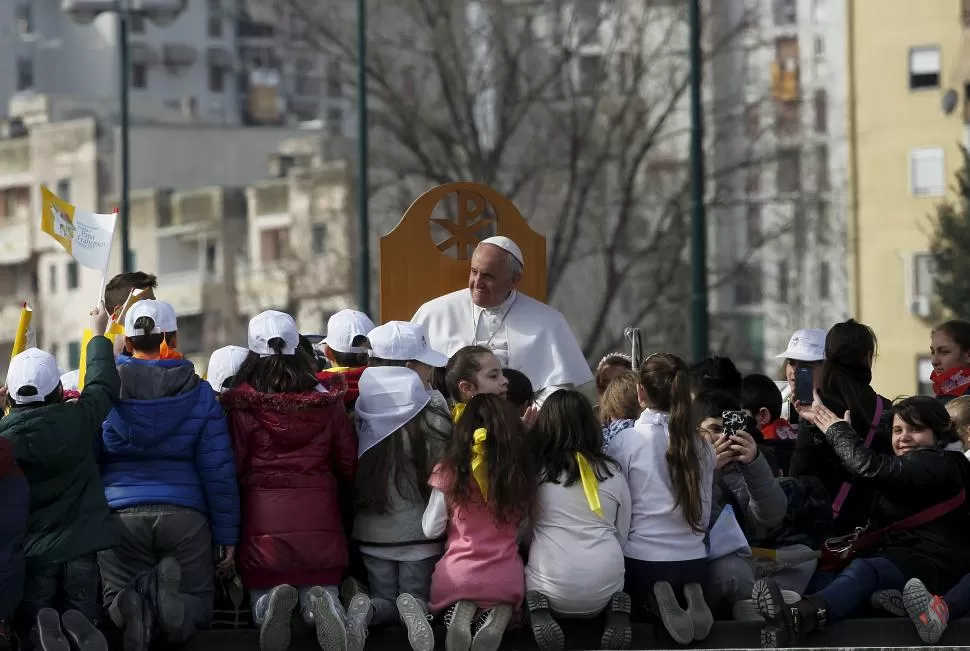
422, 394, 537, 651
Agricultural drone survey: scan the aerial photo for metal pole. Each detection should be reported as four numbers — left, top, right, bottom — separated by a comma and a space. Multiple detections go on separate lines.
355, 0, 371, 314
688, 0, 708, 361
118, 2, 132, 272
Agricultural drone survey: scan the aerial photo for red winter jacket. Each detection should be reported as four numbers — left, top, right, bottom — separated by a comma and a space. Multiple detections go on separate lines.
317, 366, 366, 409
221, 384, 357, 589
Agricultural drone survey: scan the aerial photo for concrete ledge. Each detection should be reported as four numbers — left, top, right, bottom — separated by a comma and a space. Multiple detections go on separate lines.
109, 617, 970, 649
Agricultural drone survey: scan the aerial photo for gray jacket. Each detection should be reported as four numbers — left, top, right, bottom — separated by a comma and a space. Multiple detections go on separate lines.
709, 452, 788, 543
352, 406, 451, 546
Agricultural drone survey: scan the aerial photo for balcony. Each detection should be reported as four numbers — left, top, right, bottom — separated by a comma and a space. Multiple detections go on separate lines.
252, 180, 289, 216
159, 271, 204, 316
0, 220, 32, 264
0, 138, 30, 178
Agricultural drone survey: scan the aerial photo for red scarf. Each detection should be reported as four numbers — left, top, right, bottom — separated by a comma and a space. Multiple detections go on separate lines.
932, 367, 970, 398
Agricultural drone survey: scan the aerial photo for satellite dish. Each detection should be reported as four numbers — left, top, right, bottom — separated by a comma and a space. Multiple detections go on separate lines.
140, 0, 187, 27
61, 0, 114, 23
942, 88, 958, 115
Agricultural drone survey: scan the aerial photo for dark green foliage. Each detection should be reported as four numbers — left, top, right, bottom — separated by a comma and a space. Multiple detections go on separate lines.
929, 146, 970, 319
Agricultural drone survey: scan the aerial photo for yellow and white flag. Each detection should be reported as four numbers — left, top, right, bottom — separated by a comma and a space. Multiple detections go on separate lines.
41, 186, 117, 270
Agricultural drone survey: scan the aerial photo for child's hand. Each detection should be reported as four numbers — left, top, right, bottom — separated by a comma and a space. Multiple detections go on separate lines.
216, 545, 236, 576
714, 435, 734, 470
521, 404, 539, 429
90, 303, 110, 336
729, 431, 758, 465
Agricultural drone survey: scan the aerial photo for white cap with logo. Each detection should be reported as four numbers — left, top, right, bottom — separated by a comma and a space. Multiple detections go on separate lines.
367, 321, 448, 367
154, 301, 178, 333
324, 309, 375, 354
6, 348, 62, 404
207, 345, 249, 391
479, 236, 524, 266
775, 328, 827, 362
355, 366, 431, 458
248, 310, 299, 357
124, 299, 167, 337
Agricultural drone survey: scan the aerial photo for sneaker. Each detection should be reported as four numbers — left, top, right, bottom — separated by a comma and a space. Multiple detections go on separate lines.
155, 556, 185, 635
733, 591, 801, 622
340, 577, 367, 608
470, 604, 513, 651
601, 591, 633, 650
443, 600, 476, 651
36, 609, 68, 651
259, 585, 299, 651
525, 591, 564, 651
752, 579, 794, 649
117, 589, 148, 651
397, 593, 435, 651
684, 582, 713, 641
60, 610, 108, 651
871, 589, 906, 617
903, 578, 949, 645
652, 582, 694, 645
345, 593, 372, 651
308, 587, 348, 651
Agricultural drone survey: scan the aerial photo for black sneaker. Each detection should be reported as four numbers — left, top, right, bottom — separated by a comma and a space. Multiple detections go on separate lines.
117, 588, 149, 651
36, 609, 68, 651
601, 591, 633, 650
525, 591, 564, 651
60, 611, 108, 651
155, 556, 185, 635
442, 600, 476, 651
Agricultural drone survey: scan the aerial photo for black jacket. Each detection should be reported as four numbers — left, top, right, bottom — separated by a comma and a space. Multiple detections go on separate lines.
790, 381, 892, 535
823, 421, 970, 594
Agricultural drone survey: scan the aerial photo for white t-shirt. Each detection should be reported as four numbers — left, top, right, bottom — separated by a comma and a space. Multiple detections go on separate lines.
606, 408, 714, 563
525, 469, 632, 616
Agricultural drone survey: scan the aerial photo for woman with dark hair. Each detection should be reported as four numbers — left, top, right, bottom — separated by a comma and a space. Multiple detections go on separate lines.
756, 395, 970, 647
789, 319, 892, 535
929, 320, 970, 403
222, 311, 358, 651
525, 390, 632, 651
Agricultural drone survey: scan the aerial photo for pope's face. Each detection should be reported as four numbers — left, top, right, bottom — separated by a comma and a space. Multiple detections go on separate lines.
469, 244, 520, 309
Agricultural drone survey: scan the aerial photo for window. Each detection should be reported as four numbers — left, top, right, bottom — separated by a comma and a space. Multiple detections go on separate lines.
910, 147, 946, 196
735, 264, 763, 306
327, 61, 342, 97
813, 35, 826, 61
816, 201, 829, 245
208, 0, 223, 38
917, 357, 934, 396
311, 224, 328, 254
773, 0, 796, 25
818, 261, 831, 299
775, 101, 800, 137
131, 63, 147, 89
817, 144, 829, 191
747, 204, 762, 247
0, 186, 30, 221
16, 3, 32, 35
205, 243, 217, 274
777, 148, 801, 193
964, 0, 970, 28
402, 65, 416, 97
778, 260, 789, 302
56, 178, 71, 203
208, 64, 225, 92
909, 46, 941, 90
813, 89, 827, 133
129, 14, 145, 33
16, 58, 33, 91
327, 107, 343, 138
48, 263, 57, 293
50, 343, 60, 367
66, 261, 79, 290
911, 252, 935, 306
68, 341, 81, 369
746, 168, 761, 195
745, 103, 759, 139
260, 227, 288, 262
578, 53, 604, 94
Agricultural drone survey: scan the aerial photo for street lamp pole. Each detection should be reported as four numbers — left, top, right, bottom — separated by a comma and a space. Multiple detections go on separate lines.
688, 0, 708, 361
355, 0, 371, 315
117, 1, 132, 272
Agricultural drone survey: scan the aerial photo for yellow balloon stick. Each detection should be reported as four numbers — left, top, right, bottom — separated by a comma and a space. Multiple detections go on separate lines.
10, 302, 32, 362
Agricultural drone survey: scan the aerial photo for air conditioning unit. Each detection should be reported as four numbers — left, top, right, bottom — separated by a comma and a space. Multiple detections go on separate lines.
910, 296, 931, 318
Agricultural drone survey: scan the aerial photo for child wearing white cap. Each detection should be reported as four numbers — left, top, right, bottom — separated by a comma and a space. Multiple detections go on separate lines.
318, 309, 376, 411
206, 346, 249, 393
98, 298, 240, 650
347, 366, 453, 651
0, 304, 120, 651
366, 321, 448, 389
221, 310, 359, 651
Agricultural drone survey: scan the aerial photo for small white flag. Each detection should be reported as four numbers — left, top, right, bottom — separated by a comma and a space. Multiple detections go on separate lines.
41, 186, 117, 270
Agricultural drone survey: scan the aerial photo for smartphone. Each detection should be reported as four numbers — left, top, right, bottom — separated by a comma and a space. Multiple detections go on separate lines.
795, 366, 814, 405
722, 410, 748, 437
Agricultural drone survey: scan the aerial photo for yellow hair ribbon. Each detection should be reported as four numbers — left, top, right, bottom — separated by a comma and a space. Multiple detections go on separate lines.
471, 427, 489, 501
451, 402, 466, 423
576, 453, 604, 518
325, 366, 352, 373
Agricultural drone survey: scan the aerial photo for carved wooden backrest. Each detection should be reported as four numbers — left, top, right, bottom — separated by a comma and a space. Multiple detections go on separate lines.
380, 182, 547, 323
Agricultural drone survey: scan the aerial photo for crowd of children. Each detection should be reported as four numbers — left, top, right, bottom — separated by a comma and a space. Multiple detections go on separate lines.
4, 274, 970, 651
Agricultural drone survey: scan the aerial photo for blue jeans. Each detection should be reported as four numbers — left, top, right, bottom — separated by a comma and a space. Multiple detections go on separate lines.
944, 574, 970, 619
814, 556, 905, 621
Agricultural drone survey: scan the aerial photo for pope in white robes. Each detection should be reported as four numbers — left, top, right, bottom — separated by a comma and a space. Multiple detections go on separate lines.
412, 236, 594, 401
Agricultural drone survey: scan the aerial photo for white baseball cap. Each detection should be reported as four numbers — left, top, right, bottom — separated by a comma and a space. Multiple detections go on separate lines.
60, 369, 80, 392
479, 236, 524, 266
248, 310, 299, 357
154, 301, 178, 333
324, 310, 375, 354
367, 321, 448, 367
355, 367, 431, 457
124, 299, 165, 337
207, 345, 249, 392
6, 348, 62, 404
775, 328, 827, 362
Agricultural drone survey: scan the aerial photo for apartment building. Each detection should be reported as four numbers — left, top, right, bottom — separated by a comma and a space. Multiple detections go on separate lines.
847, 0, 969, 396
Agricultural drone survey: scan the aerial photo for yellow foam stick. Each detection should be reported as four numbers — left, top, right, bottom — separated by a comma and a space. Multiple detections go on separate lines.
10, 303, 32, 362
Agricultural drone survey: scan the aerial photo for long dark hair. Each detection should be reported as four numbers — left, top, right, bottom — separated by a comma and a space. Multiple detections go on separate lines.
233, 338, 319, 393
440, 393, 537, 525
640, 353, 706, 533
534, 390, 617, 485
445, 345, 493, 400
894, 396, 959, 447
818, 319, 877, 414
356, 405, 446, 513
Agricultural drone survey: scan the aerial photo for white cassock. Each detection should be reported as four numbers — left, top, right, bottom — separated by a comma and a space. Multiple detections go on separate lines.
412, 288, 594, 401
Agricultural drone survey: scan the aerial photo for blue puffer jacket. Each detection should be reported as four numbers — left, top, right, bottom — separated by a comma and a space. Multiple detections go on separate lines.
0, 437, 28, 620
100, 356, 240, 545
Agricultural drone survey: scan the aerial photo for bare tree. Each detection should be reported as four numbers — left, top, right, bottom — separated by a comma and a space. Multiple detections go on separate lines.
239, 0, 821, 364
